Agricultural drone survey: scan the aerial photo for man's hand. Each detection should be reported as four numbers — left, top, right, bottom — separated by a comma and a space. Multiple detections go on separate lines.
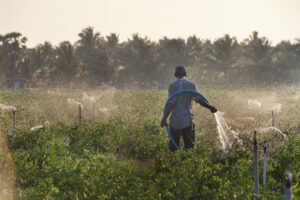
197, 99, 217, 114
161, 103, 174, 127
209, 106, 217, 113
161, 117, 168, 127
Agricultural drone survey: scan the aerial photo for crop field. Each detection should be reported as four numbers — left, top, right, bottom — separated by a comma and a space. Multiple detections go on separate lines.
0, 86, 299, 199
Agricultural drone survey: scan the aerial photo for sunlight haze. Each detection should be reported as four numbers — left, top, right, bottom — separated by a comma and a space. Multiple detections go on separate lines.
0, 0, 299, 47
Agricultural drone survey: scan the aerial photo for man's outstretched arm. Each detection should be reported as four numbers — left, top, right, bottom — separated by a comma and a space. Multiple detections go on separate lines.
196, 98, 217, 113
161, 103, 175, 127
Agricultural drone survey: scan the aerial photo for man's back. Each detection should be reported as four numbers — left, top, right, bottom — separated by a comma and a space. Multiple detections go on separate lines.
168, 78, 200, 130
161, 65, 217, 151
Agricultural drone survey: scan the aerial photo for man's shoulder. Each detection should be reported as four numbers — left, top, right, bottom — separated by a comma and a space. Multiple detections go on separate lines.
169, 79, 179, 89
169, 78, 195, 89
183, 79, 195, 86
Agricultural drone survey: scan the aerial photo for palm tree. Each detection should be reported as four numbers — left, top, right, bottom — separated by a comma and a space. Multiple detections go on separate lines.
106, 33, 119, 50
55, 41, 78, 82
244, 31, 272, 65
118, 34, 156, 85
241, 31, 273, 83
0, 32, 27, 84
76, 27, 100, 53
186, 35, 203, 64
294, 38, 300, 56
75, 27, 114, 86
204, 34, 239, 83
272, 40, 300, 83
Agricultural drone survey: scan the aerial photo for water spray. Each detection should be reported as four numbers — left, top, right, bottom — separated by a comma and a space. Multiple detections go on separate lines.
82, 93, 96, 125
30, 125, 44, 132
247, 99, 262, 108
258, 126, 287, 144
214, 112, 242, 151
271, 110, 285, 145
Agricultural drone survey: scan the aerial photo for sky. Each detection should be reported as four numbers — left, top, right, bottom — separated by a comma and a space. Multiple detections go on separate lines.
0, 0, 299, 47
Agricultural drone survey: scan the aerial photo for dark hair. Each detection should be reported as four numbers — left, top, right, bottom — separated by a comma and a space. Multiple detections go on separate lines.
175, 71, 186, 78
174, 65, 186, 78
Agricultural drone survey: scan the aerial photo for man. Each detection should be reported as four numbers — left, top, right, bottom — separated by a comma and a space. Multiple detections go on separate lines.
161, 66, 217, 151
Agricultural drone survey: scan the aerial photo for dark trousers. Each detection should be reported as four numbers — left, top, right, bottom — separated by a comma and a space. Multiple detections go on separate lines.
169, 124, 195, 151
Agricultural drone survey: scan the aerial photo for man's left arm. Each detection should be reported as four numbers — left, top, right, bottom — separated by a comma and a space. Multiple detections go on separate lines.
192, 84, 217, 113
196, 98, 217, 113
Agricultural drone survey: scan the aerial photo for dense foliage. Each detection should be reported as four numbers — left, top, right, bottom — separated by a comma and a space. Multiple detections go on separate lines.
4, 122, 300, 199
0, 28, 300, 88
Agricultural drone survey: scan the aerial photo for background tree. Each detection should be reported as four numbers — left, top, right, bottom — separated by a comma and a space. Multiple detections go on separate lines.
117, 34, 156, 86
76, 27, 114, 86
54, 41, 79, 84
0, 29, 300, 88
203, 34, 239, 83
155, 37, 187, 85
0, 32, 27, 85
29, 42, 56, 85
242, 31, 273, 83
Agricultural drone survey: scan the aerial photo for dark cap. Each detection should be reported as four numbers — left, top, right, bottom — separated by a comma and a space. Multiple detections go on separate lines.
175, 65, 186, 77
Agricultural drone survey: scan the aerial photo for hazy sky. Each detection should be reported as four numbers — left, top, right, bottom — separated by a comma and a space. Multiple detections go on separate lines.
0, 0, 299, 47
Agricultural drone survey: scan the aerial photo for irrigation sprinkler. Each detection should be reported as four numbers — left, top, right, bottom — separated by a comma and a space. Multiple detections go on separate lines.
79, 104, 82, 126
67, 99, 83, 126
285, 165, 292, 200
0, 103, 17, 131
116, 142, 120, 161
253, 131, 259, 197
263, 140, 268, 187
92, 100, 95, 125
272, 110, 274, 132
12, 108, 16, 130
271, 110, 274, 126
281, 133, 285, 145
82, 93, 96, 125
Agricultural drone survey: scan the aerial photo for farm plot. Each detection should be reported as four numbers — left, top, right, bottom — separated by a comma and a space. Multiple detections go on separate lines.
0, 86, 299, 199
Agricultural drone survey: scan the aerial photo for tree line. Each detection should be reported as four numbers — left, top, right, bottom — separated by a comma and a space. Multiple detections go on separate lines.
0, 27, 300, 88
